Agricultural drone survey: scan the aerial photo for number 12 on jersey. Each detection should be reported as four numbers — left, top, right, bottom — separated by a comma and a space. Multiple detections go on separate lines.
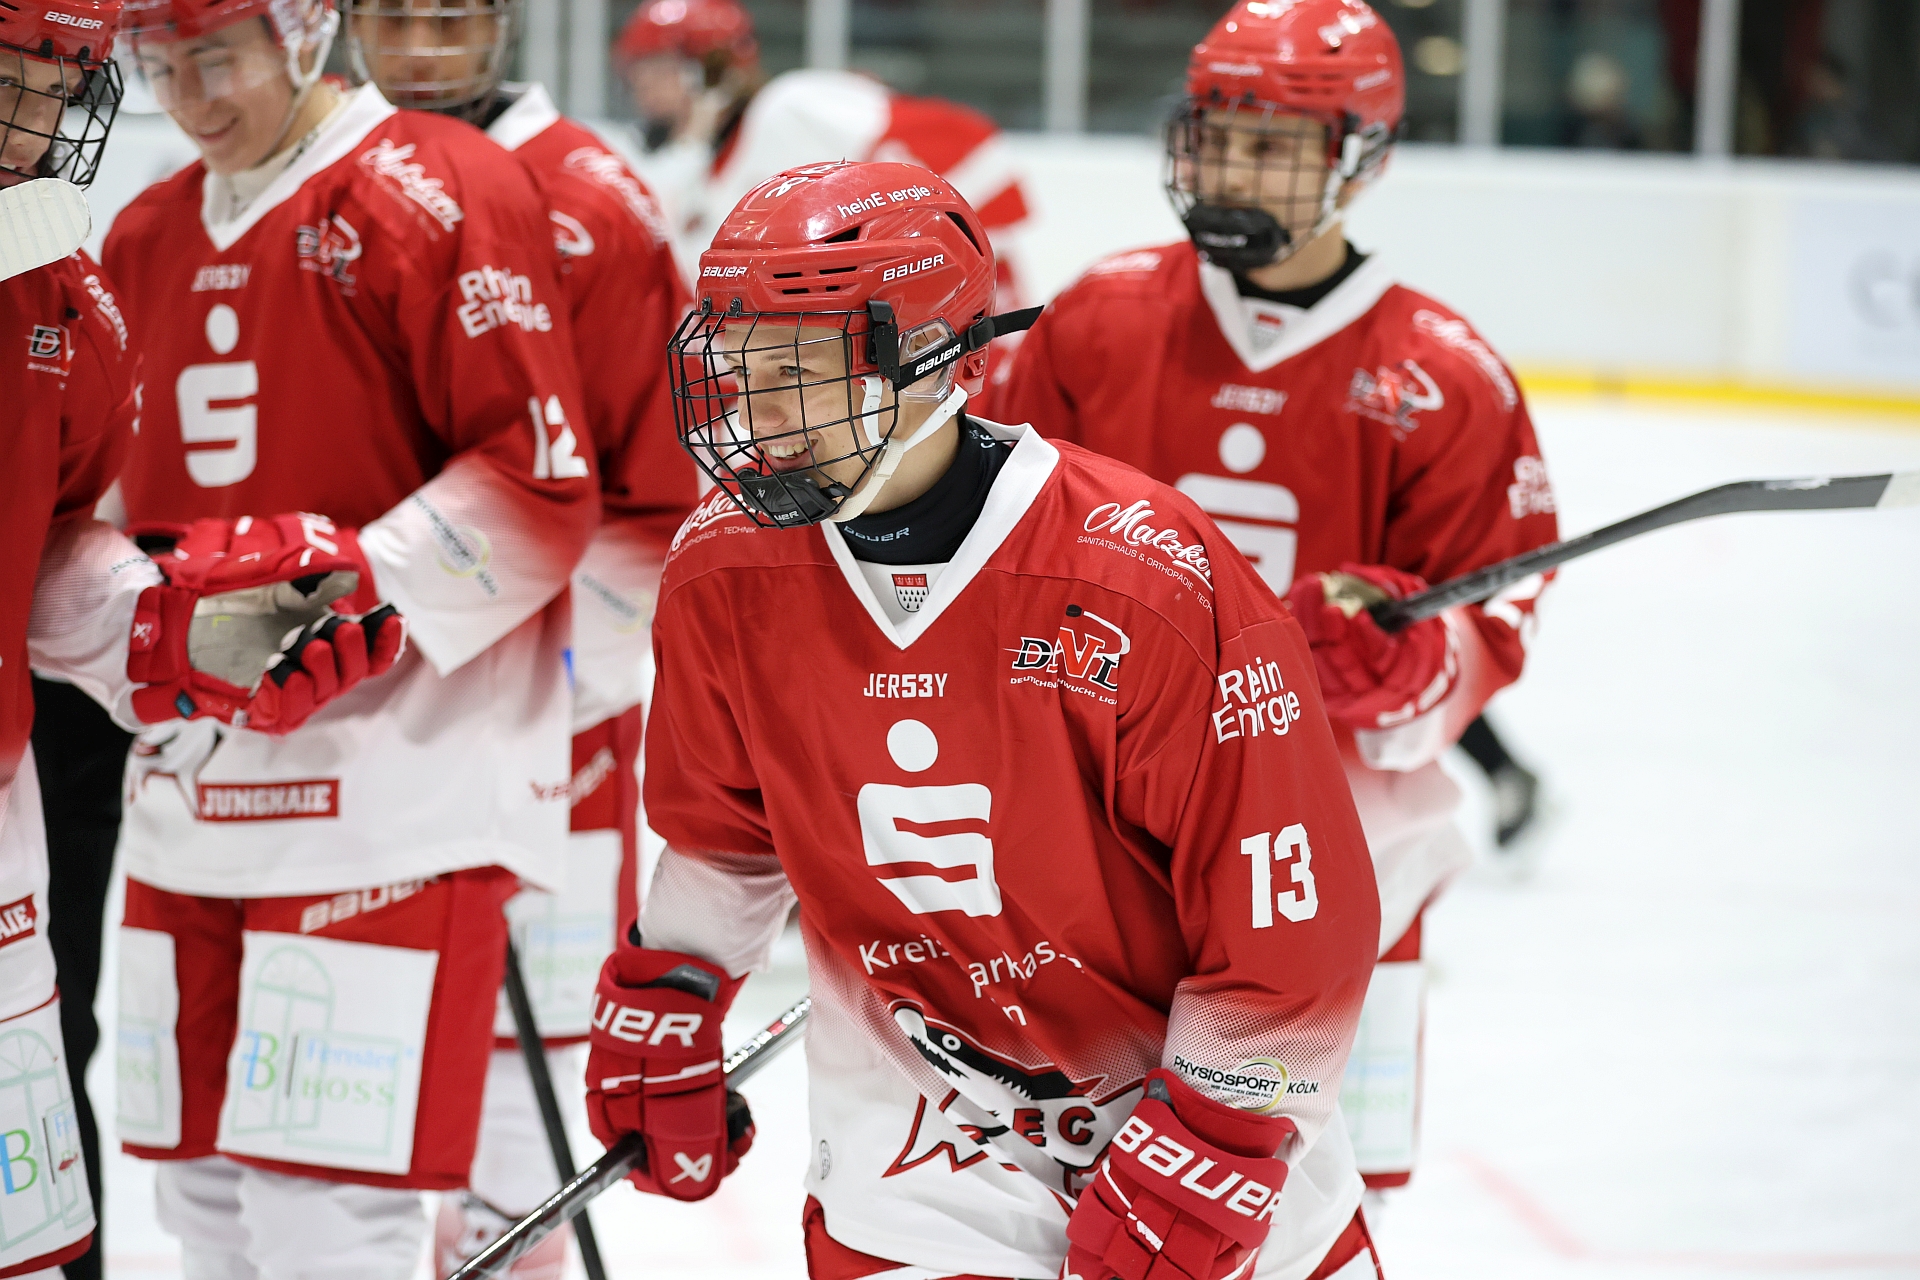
1242, 825, 1317, 927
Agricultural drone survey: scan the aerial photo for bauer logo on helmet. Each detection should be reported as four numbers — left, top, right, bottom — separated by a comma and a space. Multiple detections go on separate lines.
884, 254, 946, 283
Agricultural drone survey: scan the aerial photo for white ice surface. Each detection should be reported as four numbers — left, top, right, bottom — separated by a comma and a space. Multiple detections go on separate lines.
85, 399, 1920, 1279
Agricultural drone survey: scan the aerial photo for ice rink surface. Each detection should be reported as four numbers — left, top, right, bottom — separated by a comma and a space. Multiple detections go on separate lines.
88, 397, 1920, 1279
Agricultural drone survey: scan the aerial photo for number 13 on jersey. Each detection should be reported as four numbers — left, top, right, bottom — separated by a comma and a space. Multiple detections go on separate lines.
1242, 825, 1317, 927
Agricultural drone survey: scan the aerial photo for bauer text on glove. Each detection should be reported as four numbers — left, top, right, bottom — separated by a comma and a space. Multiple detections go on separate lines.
585, 943, 755, 1201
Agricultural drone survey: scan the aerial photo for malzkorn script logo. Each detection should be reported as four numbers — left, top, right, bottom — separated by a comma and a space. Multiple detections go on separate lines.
1082, 501, 1212, 587
360, 139, 464, 232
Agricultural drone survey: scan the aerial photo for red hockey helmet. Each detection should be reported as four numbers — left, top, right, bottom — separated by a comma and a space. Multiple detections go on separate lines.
615, 0, 756, 70
120, 0, 336, 111
1167, 0, 1404, 271
0, 0, 124, 188
670, 160, 1038, 528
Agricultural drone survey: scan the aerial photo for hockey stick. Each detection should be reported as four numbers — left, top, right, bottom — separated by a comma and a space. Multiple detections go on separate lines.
500, 939, 609, 1280
1370, 469, 1920, 633
449, 994, 814, 1280
0, 179, 89, 282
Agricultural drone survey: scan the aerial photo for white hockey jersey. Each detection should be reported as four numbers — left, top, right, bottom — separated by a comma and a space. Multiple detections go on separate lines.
103, 88, 600, 900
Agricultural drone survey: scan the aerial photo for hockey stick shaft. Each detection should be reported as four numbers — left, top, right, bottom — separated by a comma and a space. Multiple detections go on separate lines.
449, 994, 814, 1280
501, 939, 609, 1280
1370, 470, 1920, 632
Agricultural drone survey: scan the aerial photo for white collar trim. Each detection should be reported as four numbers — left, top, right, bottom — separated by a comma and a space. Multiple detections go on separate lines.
1198, 252, 1395, 372
201, 84, 398, 251
822, 419, 1058, 652
487, 82, 562, 152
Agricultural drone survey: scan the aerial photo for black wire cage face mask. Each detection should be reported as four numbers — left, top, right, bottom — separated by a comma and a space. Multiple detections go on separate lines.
1164, 99, 1340, 274
0, 47, 122, 189
344, 0, 523, 121
670, 308, 906, 530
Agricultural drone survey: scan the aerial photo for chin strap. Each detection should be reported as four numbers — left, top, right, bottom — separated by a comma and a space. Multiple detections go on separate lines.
261, 6, 340, 161
829, 383, 970, 523
866, 301, 1044, 390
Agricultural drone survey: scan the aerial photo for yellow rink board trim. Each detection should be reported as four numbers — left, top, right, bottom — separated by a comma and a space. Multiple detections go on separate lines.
1515, 366, 1920, 423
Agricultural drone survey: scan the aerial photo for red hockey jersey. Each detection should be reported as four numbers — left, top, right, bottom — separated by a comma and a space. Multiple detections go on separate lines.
487, 83, 698, 727
103, 87, 599, 898
5, 250, 150, 803
5, 256, 156, 1270
994, 243, 1559, 945
640, 423, 1378, 1275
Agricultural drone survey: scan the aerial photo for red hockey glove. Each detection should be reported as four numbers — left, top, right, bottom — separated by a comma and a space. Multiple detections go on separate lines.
1285, 563, 1453, 731
1065, 1070, 1296, 1280
125, 513, 406, 734
585, 943, 754, 1202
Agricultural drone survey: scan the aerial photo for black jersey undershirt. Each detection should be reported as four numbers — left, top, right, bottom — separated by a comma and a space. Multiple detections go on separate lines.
1234, 241, 1368, 309
476, 89, 520, 131
840, 416, 1013, 565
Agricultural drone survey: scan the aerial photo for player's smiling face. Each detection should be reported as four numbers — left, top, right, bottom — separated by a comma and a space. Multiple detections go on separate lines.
351, 0, 500, 109
1191, 109, 1330, 242
721, 318, 895, 496
0, 51, 82, 184
134, 21, 297, 175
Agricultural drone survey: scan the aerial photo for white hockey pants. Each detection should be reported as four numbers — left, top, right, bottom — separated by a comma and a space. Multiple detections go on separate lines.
155, 1155, 425, 1280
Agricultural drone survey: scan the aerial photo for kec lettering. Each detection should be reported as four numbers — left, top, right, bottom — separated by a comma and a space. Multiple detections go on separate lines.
456, 265, 552, 338
1212, 657, 1302, 743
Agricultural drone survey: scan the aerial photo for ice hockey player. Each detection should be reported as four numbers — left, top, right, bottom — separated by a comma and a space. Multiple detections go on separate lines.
991, 0, 1560, 1199
341, 1, 698, 1273
104, 0, 599, 1273
5, 3, 143, 1273
586, 160, 1387, 1280
615, 0, 1032, 314
6, 5, 408, 1276
3, 7, 132, 1277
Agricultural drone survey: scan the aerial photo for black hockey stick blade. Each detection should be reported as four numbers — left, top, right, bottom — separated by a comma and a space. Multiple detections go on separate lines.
1370, 470, 1920, 633
447, 995, 814, 1280
501, 940, 609, 1280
